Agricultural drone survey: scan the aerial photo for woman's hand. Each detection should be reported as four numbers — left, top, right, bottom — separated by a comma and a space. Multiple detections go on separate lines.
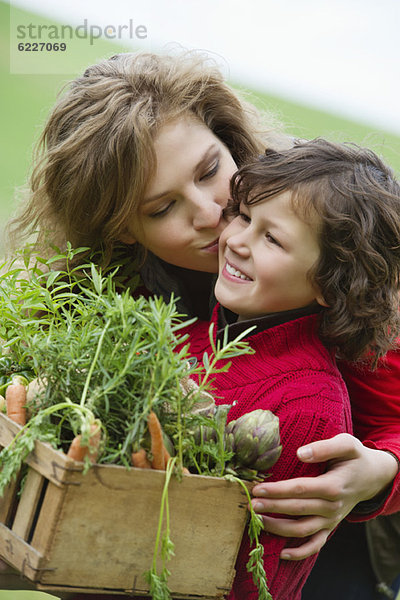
251, 433, 399, 560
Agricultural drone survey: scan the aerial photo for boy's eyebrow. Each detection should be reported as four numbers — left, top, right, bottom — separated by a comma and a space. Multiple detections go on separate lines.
142, 143, 219, 205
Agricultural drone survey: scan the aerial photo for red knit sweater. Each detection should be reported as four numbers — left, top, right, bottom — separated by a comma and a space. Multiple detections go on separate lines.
183, 306, 352, 600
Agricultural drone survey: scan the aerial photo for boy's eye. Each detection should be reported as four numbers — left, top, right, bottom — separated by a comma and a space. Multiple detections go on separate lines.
239, 211, 251, 224
200, 160, 219, 181
266, 232, 282, 247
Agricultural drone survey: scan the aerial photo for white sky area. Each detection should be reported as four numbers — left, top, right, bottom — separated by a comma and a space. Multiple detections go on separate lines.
10, 0, 400, 135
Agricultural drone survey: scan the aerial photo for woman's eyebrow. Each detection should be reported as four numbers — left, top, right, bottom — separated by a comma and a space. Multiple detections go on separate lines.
143, 143, 219, 205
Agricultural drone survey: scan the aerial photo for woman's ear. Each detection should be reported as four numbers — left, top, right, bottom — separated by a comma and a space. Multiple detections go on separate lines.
118, 231, 136, 244
316, 294, 329, 308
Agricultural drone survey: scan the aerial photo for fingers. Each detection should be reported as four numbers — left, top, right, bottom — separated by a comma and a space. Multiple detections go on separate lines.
259, 513, 336, 538
252, 472, 344, 502
280, 529, 331, 561
297, 433, 363, 464
251, 495, 343, 519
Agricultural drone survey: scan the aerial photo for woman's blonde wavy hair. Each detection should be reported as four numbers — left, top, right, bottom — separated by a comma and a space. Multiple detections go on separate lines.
8, 51, 285, 263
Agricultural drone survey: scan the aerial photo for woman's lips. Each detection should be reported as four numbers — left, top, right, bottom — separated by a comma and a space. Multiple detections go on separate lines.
201, 238, 219, 253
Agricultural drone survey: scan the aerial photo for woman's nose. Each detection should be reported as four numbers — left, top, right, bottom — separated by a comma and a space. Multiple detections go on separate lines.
192, 194, 224, 230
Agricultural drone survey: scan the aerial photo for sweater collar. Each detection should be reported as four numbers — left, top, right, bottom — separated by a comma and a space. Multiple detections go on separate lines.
217, 303, 324, 343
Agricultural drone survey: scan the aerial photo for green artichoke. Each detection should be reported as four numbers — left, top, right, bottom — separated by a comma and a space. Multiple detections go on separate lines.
225, 409, 282, 474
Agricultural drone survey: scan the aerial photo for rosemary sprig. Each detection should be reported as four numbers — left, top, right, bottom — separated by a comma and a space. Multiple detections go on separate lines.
145, 457, 177, 600
226, 474, 273, 600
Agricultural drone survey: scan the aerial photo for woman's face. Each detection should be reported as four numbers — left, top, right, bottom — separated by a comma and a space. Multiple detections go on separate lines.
122, 115, 237, 272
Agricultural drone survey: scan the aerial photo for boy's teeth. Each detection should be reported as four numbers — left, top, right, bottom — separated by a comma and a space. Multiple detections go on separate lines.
226, 262, 251, 280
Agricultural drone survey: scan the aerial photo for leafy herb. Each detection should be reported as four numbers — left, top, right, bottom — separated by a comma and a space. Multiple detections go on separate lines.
226, 475, 272, 600
0, 244, 273, 600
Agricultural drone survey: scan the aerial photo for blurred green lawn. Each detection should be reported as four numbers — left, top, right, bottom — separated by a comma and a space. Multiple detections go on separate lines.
1, 0, 399, 244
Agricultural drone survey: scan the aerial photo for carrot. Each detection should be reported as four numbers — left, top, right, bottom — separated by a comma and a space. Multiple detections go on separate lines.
148, 410, 168, 470
131, 447, 152, 469
67, 422, 101, 463
6, 378, 27, 426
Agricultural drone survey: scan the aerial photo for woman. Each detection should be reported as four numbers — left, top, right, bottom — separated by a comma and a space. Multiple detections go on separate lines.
7, 51, 400, 597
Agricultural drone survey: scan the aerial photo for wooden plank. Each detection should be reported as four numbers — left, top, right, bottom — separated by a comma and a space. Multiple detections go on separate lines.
30, 482, 65, 557
37, 466, 250, 597
0, 522, 44, 582
0, 413, 83, 488
0, 478, 18, 524
12, 469, 45, 540
37, 583, 218, 599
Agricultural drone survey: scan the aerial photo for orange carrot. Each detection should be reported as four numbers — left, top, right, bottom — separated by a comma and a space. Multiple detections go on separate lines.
148, 410, 168, 470
6, 379, 27, 426
131, 447, 152, 469
67, 422, 101, 463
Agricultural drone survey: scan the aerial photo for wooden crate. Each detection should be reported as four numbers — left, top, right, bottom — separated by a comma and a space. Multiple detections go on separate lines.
0, 412, 250, 598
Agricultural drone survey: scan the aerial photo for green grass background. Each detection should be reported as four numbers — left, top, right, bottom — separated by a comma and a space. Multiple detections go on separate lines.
2, 0, 400, 244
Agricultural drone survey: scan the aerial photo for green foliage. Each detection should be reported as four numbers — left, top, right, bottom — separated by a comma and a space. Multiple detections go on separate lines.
0, 245, 256, 482
0, 244, 271, 599
227, 475, 273, 600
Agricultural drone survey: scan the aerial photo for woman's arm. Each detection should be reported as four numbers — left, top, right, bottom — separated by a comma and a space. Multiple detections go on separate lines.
252, 347, 400, 561
252, 434, 399, 560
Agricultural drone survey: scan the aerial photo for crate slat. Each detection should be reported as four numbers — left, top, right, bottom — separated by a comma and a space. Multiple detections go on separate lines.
0, 522, 44, 581
31, 482, 66, 557
12, 469, 45, 540
0, 478, 18, 525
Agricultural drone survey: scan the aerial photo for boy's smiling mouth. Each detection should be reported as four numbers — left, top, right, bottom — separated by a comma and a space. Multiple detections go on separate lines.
224, 260, 252, 281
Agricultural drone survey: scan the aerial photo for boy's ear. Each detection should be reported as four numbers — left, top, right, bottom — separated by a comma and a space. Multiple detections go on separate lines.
118, 230, 136, 244
316, 294, 329, 308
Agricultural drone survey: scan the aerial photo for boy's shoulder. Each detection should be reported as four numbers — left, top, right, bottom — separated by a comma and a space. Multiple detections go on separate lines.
249, 313, 335, 367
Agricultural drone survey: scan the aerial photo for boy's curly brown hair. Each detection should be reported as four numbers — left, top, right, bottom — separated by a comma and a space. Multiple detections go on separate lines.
229, 138, 400, 367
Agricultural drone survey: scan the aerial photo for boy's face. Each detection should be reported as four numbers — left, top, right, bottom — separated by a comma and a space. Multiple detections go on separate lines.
215, 191, 326, 321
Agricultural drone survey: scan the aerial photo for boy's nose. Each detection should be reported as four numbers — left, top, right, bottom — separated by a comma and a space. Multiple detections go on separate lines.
226, 229, 251, 256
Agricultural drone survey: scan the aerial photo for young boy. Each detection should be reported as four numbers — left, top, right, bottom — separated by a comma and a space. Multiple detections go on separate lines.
184, 139, 400, 600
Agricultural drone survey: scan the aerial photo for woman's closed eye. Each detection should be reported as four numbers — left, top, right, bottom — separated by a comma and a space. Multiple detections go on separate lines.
200, 159, 219, 181
149, 200, 176, 218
